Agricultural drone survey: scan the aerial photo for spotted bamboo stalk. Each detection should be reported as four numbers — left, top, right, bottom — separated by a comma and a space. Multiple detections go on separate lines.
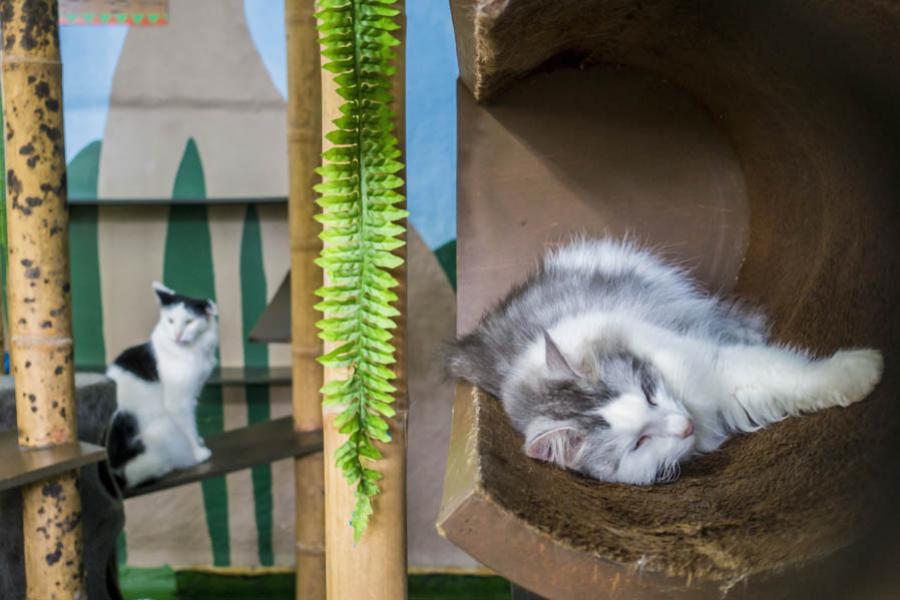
1, 1, 84, 598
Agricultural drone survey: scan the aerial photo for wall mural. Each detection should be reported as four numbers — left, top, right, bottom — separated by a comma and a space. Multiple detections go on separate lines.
6, 0, 467, 572
59, 0, 169, 25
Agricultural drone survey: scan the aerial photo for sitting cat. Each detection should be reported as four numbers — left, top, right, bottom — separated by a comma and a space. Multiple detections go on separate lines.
107, 282, 219, 489
446, 238, 883, 485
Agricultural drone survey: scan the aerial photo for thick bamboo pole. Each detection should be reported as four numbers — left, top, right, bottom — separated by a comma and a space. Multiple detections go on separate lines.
319, 3, 407, 599
285, 1, 326, 598
0, 1, 84, 598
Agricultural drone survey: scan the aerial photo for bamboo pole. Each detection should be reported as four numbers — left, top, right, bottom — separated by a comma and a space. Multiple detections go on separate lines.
285, 1, 326, 598
1, 1, 84, 598
320, 4, 408, 598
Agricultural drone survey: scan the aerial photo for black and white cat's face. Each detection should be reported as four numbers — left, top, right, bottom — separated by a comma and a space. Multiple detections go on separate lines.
522, 333, 695, 485
152, 282, 217, 346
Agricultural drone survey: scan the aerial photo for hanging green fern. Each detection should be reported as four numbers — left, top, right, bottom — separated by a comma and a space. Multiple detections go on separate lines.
314, 0, 406, 541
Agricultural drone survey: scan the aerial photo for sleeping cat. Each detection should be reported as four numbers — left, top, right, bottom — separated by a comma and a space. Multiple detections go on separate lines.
446, 238, 883, 485
107, 282, 219, 489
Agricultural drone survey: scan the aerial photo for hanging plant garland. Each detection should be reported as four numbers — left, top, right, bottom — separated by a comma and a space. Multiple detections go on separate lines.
314, 0, 406, 540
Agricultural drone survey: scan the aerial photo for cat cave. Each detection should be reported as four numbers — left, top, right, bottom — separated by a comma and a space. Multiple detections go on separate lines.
437, 1, 900, 598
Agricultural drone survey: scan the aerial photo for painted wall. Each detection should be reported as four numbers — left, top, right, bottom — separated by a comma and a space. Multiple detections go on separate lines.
15, 0, 466, 570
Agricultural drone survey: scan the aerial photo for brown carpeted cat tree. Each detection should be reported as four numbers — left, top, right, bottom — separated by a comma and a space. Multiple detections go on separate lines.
437, 1, 900, 598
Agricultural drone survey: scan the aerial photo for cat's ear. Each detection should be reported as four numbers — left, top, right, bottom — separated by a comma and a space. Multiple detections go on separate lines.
205, 300, 219, 317
152, 281, 175, 306
544, 331, 579, 377
525, 426, 584, 468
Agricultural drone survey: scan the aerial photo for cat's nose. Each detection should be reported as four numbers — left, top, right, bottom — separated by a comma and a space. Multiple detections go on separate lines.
681, 421, 694, 439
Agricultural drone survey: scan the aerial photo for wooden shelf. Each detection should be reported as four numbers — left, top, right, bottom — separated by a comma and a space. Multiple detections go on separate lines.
68, 196, 288, 206
0, 429, 107, 492
124, 416, 321, 498
210, 366, 292, 386
248, 273, 291, 343
74, 366, 292, 387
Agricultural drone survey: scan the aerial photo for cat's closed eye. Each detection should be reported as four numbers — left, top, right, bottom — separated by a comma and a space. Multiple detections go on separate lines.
634, 434, 650, 450
641, 373, 657, 405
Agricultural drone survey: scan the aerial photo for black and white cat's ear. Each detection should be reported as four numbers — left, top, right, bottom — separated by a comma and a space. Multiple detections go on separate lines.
525, 426, 584, 468
205, 300, 219, 317
544, 331, 579, 377
152, 281, 176, 306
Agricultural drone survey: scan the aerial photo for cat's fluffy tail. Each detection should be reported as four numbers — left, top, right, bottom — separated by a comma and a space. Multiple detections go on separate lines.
107, 410, 146, 473
441, 333, 503, 398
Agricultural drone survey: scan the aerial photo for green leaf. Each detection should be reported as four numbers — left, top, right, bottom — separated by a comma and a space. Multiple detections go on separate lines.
316, 0, 404, 542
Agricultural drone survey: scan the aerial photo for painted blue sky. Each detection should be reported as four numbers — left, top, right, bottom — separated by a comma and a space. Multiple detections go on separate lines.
58, 1, 457, 249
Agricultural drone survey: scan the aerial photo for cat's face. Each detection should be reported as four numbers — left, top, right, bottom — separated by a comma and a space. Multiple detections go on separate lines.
522, 333, 695, 485
153, 282, 218, 346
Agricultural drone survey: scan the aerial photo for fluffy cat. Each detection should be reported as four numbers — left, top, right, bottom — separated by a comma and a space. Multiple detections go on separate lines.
107, 282, 219, 489
446, 238, 883, 485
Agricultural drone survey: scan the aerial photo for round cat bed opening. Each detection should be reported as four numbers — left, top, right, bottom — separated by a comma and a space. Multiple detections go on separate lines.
440, 2, 900, 595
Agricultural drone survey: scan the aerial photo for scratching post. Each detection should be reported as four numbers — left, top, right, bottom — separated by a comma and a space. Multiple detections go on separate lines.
285, 0, 326, 598
1, 1, 84, 598
319, 3, 408, 598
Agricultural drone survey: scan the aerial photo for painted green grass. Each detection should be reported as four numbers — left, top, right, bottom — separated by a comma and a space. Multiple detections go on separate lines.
119, 566, 176, 600
120, 567, 511, 600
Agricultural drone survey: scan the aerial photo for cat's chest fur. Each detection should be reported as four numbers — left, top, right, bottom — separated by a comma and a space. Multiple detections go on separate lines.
152, 329, 217, 398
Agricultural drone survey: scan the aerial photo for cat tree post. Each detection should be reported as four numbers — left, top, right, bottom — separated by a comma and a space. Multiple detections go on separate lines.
1, 1, 84, 598
285, 1, 326, 598
318, 3, 408, 598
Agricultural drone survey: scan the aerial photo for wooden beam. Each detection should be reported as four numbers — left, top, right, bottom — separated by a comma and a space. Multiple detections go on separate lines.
0, 1, 84, 598
285, 1, 325, 598
123, 417, 323, 498
319, 3, 408, 598
0, 430, 105, 493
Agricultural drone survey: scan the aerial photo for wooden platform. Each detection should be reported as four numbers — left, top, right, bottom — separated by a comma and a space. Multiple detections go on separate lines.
124, 416, 322, 498
75, 366, 292, 387
209, 366, 292, 386
0, 429, 107, 492
248, 273, 291, 343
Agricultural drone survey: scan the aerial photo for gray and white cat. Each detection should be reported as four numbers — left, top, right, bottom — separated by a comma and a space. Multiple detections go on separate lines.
107, 282, 219, 489
446, 238, 883, 485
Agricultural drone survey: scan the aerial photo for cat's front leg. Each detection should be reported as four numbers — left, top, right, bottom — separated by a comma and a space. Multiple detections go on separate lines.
181, 415, 210, 463
163, 393, 210, 463
192, 444, 212, 463
716, 344, 883, 431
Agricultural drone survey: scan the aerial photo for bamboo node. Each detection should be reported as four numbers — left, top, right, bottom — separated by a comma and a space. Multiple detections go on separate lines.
10, 335, 73, 347
296, 542, 326, 555
1, 56, 62, 67
292, 346, 321, 358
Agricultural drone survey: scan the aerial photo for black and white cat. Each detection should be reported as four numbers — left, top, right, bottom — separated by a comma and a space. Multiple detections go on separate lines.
107, 282, 219, 488
446, 238, 883, 485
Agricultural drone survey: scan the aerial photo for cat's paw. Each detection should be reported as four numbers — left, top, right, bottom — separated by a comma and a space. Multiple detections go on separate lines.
821, 349, 883, 406
193, 446, 212, 463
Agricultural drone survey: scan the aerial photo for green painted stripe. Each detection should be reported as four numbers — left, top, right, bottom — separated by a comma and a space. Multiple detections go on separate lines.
68, 141, 107, 368
434, 239, 457, 291
68, 140, 103, 200
163, 139, 230, 566
240, 204, 274, 565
